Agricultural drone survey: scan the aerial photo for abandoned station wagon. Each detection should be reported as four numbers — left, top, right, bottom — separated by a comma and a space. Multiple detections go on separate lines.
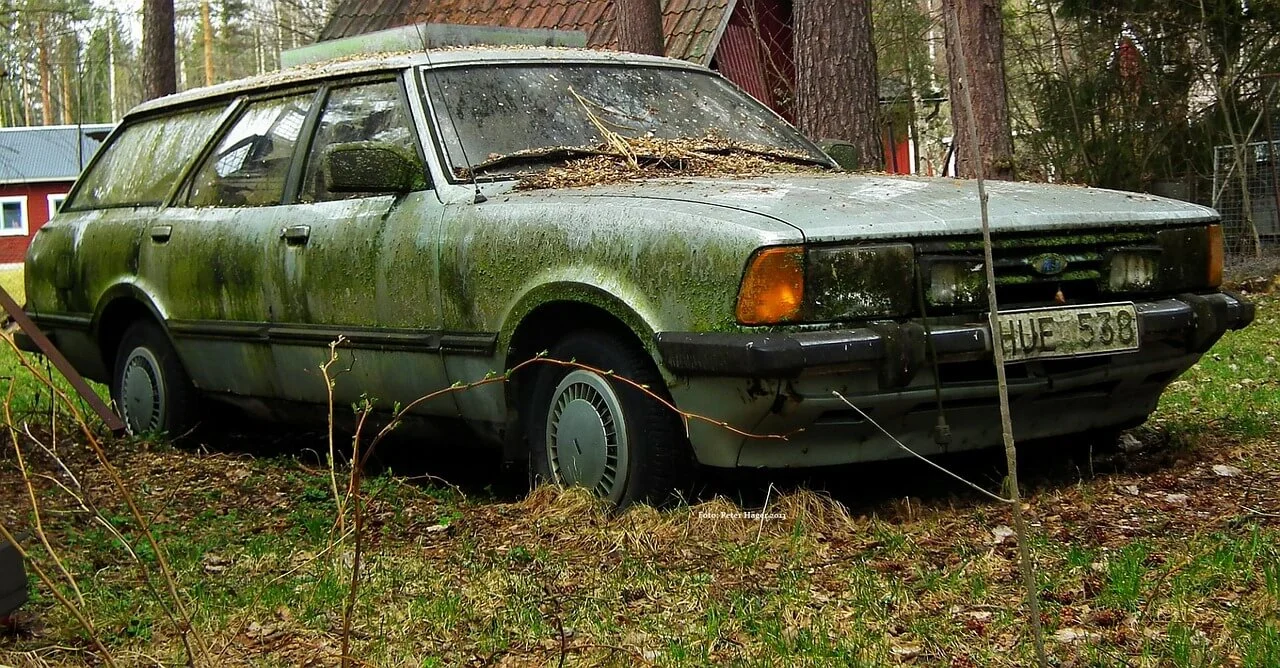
21, 47, 1254, 505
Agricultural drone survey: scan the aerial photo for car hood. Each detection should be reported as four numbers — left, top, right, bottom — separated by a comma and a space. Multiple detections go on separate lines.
553, 173, 1219, 242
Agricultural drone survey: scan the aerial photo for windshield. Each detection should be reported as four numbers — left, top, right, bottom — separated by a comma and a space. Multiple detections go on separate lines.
421, 63, 830, 180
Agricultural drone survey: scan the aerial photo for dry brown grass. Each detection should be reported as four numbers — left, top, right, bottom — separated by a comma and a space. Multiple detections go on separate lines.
1, 298, 1278, 666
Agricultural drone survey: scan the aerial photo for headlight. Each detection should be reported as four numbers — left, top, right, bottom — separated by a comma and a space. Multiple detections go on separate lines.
736, 244, 915, 325
924, 257, 986, 308
1106, 250, 1160, 292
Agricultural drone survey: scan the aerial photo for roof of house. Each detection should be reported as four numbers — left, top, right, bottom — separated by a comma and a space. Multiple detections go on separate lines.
317, 0, 737, 65
0, 124, 114, 185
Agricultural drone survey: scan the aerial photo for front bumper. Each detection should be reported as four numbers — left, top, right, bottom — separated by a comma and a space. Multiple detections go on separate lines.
656, 292, 1254, 468
656, 292, 1254, 381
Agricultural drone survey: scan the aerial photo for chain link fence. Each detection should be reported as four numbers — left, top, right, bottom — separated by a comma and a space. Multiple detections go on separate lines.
1213, 140, 1280, 260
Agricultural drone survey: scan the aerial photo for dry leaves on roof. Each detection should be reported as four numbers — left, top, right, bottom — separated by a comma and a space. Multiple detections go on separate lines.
461, 135, 829, 191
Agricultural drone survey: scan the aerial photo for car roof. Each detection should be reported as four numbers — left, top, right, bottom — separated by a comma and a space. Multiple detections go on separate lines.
127, 47, 705, 119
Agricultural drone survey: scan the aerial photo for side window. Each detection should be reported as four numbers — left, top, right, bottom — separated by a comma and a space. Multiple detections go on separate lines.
301, 81, 425, 203
187, 93, 313, 207
68, 106, 227, 209
47, 193, 67, 216
0, 196, 27, 236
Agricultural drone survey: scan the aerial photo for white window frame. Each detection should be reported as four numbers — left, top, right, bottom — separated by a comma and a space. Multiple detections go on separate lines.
0, 195, 29, 237
47, 192, 68, 218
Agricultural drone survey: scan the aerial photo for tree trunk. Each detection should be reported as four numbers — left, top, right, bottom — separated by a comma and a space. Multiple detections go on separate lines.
942, 0, 1014, 180
108, 19, 118, 121
614, 0, 665, 55
794, 0, 884, 171
60, 57, 73, 125
38, 20, 52, 125
202, 0, 215, 86
143, 0, 177, 100
21, 74, 32, 126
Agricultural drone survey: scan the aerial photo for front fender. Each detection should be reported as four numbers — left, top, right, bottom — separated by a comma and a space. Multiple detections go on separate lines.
440, 197, 778, 341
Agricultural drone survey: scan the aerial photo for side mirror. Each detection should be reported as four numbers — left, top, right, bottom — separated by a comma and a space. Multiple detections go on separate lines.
322, 141, 424, 194
818, 140, 860, 171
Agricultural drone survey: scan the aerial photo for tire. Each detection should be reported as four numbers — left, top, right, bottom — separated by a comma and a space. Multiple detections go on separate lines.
525, 329, 693, 507
110, 320, 196, 437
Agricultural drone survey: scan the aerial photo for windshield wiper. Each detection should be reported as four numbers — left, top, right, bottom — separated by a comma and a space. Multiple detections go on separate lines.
466, 146, 607, 176
685, 143, 832, 168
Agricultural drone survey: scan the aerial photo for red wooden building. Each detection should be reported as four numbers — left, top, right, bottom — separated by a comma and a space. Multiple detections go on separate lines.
318, 0, 917, 173
0, 124, 112, 265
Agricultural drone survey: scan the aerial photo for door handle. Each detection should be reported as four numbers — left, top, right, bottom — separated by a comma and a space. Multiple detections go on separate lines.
149, 225, 172, 243
280, 224, 311, 245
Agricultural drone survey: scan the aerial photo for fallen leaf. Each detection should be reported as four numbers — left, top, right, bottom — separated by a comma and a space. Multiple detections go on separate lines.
1053, 627, 1094, 643
891, 641, 923, 657
1213, 464, 1243, 478
202, 553, 231, 573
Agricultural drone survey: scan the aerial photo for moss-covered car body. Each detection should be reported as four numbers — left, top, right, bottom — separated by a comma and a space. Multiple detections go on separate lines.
21, 48, 1253, 476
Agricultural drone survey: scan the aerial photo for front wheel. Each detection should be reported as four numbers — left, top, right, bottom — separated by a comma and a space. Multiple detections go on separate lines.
525, 329, 692, 507
110, 320, 196, 437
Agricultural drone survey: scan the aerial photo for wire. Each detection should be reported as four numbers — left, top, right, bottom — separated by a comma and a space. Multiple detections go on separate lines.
831, 390, 1012, 504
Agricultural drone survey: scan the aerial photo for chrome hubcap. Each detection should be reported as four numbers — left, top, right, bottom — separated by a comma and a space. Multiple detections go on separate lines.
546, 370, 629, 502
120, 347, 165, 434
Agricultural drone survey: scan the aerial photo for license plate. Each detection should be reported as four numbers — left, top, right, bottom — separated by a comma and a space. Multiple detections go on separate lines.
995, 302, 1139, 362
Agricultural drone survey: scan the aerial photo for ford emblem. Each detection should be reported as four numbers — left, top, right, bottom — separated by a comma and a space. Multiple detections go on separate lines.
1030, 253, 1068, 276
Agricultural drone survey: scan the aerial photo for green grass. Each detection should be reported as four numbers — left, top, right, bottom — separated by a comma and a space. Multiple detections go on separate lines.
0, 279, 1278, 665
0, 267, 108, 416
1155, 293, 1280, 438
0, 267, 23, 304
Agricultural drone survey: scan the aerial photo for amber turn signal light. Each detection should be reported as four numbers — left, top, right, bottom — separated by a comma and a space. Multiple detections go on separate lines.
1207, 224, 1223, 288
737, 246, 805, 325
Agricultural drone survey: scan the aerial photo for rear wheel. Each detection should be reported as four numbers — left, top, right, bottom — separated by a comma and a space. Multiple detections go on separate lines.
110, 320, 196, 437
525, 329, 692, 507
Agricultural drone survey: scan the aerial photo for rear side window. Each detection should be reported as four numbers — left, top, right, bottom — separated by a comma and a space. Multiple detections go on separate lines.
69, 106, 227, 209
187, 93, 314, 207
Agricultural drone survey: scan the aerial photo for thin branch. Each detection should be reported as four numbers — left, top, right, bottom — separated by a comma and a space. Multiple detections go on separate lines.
3, 381, 85, 608
0, 522, 117, 667
946, 4, 1049, 663
1, 335, 210, 665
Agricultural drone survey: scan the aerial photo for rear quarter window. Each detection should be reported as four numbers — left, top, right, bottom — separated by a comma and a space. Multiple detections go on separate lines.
68, 105, 228, 210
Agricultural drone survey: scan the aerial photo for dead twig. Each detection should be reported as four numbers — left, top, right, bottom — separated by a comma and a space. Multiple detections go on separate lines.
0, 522, 117, 667
323, 336, 350, 536
359, 355, 796, 473
3, 381, 85, 608
1, 335, 211, 665
946, 5, 1049, 664
340, 397, 373, 668
569, 86, 638, 169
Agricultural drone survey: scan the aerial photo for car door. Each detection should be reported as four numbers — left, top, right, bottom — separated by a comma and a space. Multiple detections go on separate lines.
144, 90, 319, 398
269, 77, 453, 412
